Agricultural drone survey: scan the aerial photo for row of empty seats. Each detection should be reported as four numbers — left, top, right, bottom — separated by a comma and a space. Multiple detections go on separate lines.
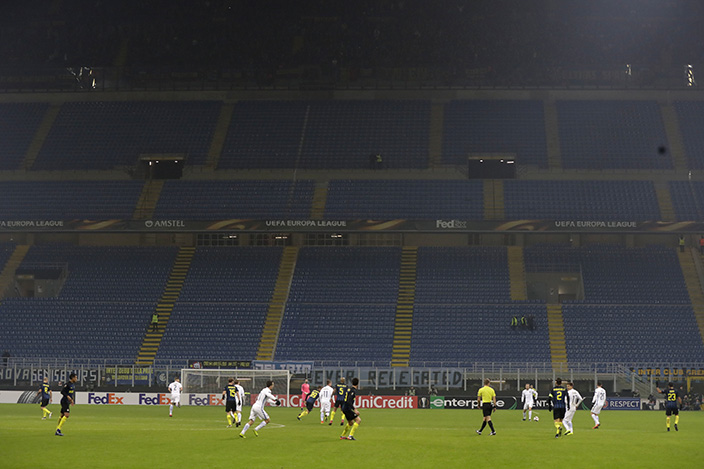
0, 179, 696, 221
5, 99, 704, 170
0, 244, 702, 363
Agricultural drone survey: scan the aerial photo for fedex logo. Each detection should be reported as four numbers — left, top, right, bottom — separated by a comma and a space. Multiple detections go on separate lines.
189, 394, 225, 406
87, 393, 124, 405
139, 394, 170, 405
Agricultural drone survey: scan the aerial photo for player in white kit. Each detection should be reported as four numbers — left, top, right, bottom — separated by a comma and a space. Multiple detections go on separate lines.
319, 380, 334, 424
167, 377, 183, 417
591, 381, 606, 429
563, 382, 583, 435
234, 379, 246, 427
239, 380, 280, 438
521, 383, 538, 421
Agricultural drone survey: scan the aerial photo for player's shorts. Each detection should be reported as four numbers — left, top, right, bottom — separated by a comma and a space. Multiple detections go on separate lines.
523, 402, 533, 410
305, 400, 316, 412
482, 402, 494, 417
170, 395, 180, 405
60, 399, 71, 414
334, 399, 344, 409
41, 398, 50, 407
563, 409, 576, 422
665, 405, 679, 416
236, 399, 243, 413
591, 404, 603, 415
553, 408, 566, 420
226, 400, 237, 413
320, 401, 331, 413
342, 407, 357, 423
248, 405, 269, 422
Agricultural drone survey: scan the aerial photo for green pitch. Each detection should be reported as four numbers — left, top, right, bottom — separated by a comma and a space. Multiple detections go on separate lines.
3, 404, 703, 468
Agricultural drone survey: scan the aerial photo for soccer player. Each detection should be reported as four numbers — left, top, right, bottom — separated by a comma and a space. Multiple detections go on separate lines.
319, 379, 334, 423
55, 372, 77, 436
656, 382, 682, 431
300, 378, 310, 410
168, 377, 183, 417
475, 378, 497, 436
223, 378, 239, 428
340, 377, 360, 440
563, 382, 583, 436
590, 381, 606, 429
548, 377, 568, 438
521, 383, 537, 421
329, 377, 347, 426
239, 380, 281, 438
234, 378, 245, 427
297, 385, 322, 420
36, 376, 53, 420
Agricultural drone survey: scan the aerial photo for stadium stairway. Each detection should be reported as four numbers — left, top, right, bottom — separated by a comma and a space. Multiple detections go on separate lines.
206, 102, 235, 168
678, 249, 704, 345
507, 246, 527, 301
484, 180, 505, 220
429, 102, 444, 167
133, 180, 165, 219
135, 246, 195, 365
256, 246, 298, 361
391, 246, 418, 367
654, 181, 676, 222
546, 304, 568, 373
309, 182, 329, 219
659, 103, 688, 171
0, 245, 30, 298
22, 104, 61, 171
543, 99, 562, 170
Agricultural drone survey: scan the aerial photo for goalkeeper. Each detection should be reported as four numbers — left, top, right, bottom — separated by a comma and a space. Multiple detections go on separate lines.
239, 380, 281, 438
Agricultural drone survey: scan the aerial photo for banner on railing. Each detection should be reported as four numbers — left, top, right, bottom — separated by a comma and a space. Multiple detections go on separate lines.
188, 360, 252, 369
253, 361, 314, 374
312, 367, 465, 388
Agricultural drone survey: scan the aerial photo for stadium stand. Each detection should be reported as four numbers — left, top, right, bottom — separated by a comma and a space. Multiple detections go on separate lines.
674, 101, 704, 170
442, 100, 548, 168
156, 303, 269, 361
218, 101, 308, 169
524, 244, 689, 304
324, 179, 484, 220
0, 102, 48, 170
154, 179, 315, 219
415, 247, 511, 304
0, 181, 144, 219
177, 247, 283, 303
669, 180, 704, 221
20, 245, 177, 301
218, 100, 430, 169
34, 101, 221, 170
0, 300, 152, 359
556, 100, 671, 169
409, 247, 550, 364
410, 304, 551, 364
504, 180, 661, 221
275, 247, 400, 363
155, 247, 282, 360
563, 304, 704, 363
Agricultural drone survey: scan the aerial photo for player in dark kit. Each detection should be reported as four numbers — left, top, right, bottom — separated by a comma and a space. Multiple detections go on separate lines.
55, 372, 77, 436
656, 382, 682, 431
329, 377, 347, 426
297, 386, 322, 420
36, 376, 53, 420
222, 378, 239, 428
340, 378, 360, 440
548, 378, 569, 438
